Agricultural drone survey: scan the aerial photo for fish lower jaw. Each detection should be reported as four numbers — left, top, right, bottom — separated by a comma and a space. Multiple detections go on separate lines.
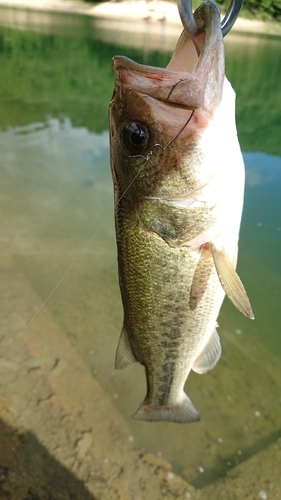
132, 393, 200, 424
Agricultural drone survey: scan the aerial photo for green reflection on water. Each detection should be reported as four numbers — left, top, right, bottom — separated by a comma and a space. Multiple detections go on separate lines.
224, 34, 281, 156
0, 16, 281, 154
0, 9, 280, 488
0, 12, 170, 133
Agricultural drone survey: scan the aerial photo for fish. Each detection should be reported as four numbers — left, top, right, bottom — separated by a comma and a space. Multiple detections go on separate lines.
109, 0, 254, 424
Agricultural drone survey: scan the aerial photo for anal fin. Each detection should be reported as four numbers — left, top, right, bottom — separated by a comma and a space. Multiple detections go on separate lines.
115, 324, 137, 369
192, 328, 221, 374
210, 243, 254, 319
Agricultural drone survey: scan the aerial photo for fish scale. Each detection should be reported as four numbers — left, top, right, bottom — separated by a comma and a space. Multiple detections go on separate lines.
109, 0, 253, 423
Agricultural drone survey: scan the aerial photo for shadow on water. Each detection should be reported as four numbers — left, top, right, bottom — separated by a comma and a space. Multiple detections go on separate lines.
0, 417, 95, 499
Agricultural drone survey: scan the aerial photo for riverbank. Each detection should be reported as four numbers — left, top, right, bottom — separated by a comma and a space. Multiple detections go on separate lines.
0, 0, 280, 36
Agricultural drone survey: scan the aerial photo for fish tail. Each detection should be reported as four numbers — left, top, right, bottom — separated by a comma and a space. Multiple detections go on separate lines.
132, 394, 200, 424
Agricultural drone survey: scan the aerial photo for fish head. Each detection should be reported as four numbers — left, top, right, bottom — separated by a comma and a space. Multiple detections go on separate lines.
109, 0, 225, 202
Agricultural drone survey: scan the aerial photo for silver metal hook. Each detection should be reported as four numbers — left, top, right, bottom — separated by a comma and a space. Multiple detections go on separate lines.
177, 0, 198, 36
221, 0, 244, 36
177, 0, 244, 37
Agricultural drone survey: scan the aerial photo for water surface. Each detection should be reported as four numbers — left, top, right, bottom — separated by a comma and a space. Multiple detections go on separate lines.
0, 7, 280, 489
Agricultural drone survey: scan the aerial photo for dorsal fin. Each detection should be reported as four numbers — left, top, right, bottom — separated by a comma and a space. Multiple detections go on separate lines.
210, 243, 254, 319
115, 324, 137, 369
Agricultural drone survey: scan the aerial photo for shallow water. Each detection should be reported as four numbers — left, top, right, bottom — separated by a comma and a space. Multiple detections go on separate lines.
0, 7, 280, 491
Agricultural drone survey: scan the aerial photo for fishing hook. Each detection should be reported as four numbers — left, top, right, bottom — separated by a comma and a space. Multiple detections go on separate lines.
178, 0, 244, 37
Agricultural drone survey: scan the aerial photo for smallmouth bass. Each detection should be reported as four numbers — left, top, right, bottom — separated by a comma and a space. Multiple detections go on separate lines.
109, 0, 254, 423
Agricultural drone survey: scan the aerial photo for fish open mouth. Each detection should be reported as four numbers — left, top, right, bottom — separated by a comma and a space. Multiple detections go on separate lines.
112, 0, 225, 113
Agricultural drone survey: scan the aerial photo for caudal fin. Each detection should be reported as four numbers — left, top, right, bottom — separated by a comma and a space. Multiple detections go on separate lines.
133, 394, 200, 424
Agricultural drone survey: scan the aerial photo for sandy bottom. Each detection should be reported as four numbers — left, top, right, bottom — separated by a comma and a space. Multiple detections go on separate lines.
1, 251, 280, 499
0, 121, 280, 499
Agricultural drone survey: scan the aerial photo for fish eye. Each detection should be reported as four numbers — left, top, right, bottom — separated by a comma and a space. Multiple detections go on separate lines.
122, 122, 149, 153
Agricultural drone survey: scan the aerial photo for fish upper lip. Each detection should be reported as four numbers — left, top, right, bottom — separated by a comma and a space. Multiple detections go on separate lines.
112, 55, 204, 109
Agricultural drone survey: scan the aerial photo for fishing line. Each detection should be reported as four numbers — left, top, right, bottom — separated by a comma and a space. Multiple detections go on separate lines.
1, 106, 194, 360
129, 109, 194, 162
153, 109, 194, 152
1, 163, 148, 359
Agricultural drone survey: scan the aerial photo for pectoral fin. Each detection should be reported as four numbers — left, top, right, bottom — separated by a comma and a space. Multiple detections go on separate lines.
115, 325, 137, 369
210, 243, 254, 319
192, 328, 221, 374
